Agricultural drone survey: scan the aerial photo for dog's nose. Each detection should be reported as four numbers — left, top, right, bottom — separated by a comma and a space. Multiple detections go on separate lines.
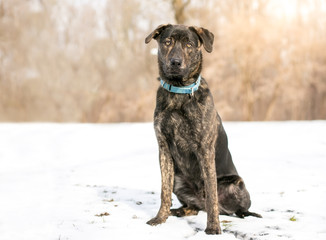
170, 58, 182, 67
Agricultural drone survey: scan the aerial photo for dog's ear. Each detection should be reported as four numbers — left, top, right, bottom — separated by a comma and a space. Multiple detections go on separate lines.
145, 24, 172, 44
189, 26, 214, 53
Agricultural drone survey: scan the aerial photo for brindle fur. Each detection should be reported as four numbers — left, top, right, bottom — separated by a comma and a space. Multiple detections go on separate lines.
145, 24, 261, 235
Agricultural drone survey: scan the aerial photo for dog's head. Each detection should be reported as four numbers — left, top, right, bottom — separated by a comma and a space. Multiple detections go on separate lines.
145, 24, 214, 85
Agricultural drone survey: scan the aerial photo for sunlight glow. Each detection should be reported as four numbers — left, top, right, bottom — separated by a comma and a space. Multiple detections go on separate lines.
269, 0, 326, 19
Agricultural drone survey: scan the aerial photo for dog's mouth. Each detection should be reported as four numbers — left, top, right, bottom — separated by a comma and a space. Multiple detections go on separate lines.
165, 65, 186, 78
168, 68, 183, 75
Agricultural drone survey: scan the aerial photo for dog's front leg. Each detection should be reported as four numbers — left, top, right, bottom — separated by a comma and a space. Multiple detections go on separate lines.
147, 143, 174, 226
200, 150, 222, 234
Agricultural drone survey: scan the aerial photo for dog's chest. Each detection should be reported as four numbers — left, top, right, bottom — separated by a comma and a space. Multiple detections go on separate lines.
156, 109, 201, 174
154, 95, 218, 176
155, 99, 203, 144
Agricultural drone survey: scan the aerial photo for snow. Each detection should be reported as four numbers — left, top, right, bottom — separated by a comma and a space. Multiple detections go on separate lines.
0, 121, 325, 240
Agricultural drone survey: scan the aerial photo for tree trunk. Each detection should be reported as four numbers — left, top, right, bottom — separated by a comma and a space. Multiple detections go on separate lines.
171, 0, 190, 24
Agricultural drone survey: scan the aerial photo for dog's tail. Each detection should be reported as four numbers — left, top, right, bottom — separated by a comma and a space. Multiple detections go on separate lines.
236, 210, 262, 218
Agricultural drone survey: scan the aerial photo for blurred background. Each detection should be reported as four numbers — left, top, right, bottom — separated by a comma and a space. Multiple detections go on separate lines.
0, 0, 325, 122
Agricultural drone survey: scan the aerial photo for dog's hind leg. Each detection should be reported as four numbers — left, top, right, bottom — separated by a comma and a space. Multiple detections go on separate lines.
171, 174, 203, 217
173, 174, 205, 211
218, 175, 262, 218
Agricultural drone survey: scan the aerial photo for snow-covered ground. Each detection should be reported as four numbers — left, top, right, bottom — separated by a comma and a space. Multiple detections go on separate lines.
0, 121, 325, 240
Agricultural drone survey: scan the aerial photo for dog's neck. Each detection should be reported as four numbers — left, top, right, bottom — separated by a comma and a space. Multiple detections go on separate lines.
158, 71, 201, 86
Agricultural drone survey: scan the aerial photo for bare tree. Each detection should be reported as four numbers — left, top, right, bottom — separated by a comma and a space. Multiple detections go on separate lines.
171, 0, 190, 24
1, 0, 326, 122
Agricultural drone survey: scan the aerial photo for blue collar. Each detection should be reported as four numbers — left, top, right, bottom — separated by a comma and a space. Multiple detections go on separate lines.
160, 75, 201, 95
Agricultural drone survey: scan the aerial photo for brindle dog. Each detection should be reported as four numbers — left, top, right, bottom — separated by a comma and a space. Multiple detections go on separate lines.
145, 24, 261, 235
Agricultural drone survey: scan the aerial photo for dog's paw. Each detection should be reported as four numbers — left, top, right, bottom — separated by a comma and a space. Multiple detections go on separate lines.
146, 216, 167, 226
205, 226, 222, 235
170, 208, 184, 217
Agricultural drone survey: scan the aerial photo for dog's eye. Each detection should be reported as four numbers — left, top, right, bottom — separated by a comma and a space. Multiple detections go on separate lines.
164, 39, 171, 46
186, 42, 193, 48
